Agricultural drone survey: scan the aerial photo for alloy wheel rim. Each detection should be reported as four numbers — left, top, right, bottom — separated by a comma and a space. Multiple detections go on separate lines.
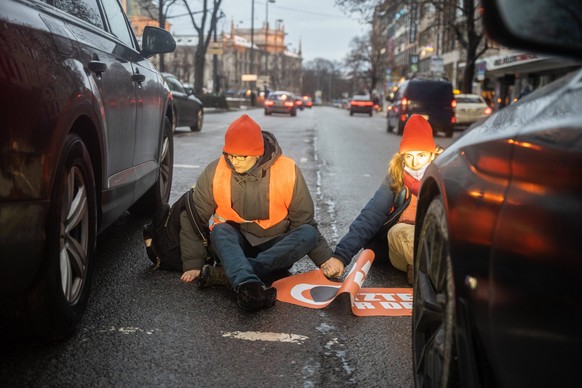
59, 165, 89, 304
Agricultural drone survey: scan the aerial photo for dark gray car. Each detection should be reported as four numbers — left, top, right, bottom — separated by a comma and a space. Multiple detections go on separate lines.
0, 0, 176, 340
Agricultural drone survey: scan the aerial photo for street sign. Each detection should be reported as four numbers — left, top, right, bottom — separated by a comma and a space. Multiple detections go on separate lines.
241, 74, 258, 81
207, 42, 223, 55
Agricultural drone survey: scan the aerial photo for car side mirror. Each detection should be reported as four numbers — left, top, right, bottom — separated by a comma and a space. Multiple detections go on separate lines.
482, 0, 582, 59
141, 26, 176, 58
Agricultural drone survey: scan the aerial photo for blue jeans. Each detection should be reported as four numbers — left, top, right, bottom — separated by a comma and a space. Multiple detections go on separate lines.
210, 223, 318, 288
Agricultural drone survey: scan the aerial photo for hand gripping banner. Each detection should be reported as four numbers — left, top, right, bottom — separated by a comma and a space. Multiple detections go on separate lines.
272, 249, 413, 317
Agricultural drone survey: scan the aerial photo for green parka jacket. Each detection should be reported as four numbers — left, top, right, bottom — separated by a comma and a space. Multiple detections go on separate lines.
179, 131, 333, 271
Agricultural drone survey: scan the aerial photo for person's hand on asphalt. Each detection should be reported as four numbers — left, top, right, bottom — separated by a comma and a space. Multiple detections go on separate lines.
180, 269, 201, 283
320, 257, 345, 279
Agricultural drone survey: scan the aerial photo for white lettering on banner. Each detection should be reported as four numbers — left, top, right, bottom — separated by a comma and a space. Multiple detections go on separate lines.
398, 293, 413, 301
353, 302, 376, 309
290, 283, 340, 306
351, 259, 373, 288
380, 302, 404, 309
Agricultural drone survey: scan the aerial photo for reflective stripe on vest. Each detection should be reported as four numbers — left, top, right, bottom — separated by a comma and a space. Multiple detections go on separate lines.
211, 155, 296, 229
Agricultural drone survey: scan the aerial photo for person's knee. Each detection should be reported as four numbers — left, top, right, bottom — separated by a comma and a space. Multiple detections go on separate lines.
295, 224, 317, 246
210, 222, 235, 243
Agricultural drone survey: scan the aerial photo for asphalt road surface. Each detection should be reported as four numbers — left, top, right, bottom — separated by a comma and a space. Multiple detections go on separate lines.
0, 106, 459, 387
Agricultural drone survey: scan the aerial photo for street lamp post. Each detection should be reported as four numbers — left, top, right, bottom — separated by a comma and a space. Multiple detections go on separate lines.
265, 0, 275, 77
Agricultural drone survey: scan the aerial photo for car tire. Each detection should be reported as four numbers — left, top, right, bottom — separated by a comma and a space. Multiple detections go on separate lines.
171, 109, 177, 133
190, 108, 204, 132
369, 111, 373, 117
130, 116, 173, 216
412, 195, 459, 388
291, 109, 297, 117
445, 126, 453, 138
23, 134, 97, 340
387, 118, 392, 132
350, 110, 354, 116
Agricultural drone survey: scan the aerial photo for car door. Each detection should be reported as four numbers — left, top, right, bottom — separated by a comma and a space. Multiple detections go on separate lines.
99, 0, 165, 185
58, 0, 137, 210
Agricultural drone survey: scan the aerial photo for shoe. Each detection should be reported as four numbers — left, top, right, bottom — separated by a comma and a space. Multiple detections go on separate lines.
143, 224, 161, 269
407, 264, 414, 286
236, 282, 277, 311
198, 264, 230, 288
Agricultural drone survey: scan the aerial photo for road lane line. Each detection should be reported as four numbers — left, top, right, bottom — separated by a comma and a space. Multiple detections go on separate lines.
221, 331, 308, 344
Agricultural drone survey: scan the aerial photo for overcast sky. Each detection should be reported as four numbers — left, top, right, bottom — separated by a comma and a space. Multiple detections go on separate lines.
169, 0, 367, 64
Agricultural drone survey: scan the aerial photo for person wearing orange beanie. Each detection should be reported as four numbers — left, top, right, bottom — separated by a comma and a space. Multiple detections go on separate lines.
177, 114, 334, 311
322, 115, 443, 285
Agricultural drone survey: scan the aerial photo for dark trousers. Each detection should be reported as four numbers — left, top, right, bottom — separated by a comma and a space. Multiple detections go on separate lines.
210, 223, 317, 288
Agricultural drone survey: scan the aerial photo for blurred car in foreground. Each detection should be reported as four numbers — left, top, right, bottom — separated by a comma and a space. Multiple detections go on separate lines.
412, 0, 582, 387
349, 95, 374, 116
162, 73, 204, 132
455, 93, 492, 127
302, 96, 313, 108
0, 0, 176, 340
387, 78, 456, 137
264, 91, 297, 116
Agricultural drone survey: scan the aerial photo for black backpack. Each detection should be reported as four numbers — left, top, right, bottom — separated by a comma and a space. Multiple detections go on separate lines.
143, 188, 210, 271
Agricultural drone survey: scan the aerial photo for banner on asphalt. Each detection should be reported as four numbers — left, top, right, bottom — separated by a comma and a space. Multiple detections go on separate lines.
272, 249, 413, 317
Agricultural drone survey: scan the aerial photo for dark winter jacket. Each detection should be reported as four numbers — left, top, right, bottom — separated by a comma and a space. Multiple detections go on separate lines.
333, 175, 410, 266
180, 131, 333, 271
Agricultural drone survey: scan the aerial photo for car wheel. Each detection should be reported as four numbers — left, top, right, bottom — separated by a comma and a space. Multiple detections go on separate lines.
369, 111, 373, 117
412, 195, 458, 387
23, 134, 97, 340
291, 109, 297, 117
350, 110, 354, 116
445, 126, 453, 138
130, 116, 173, 215
190, 108, 203, 132
387, 117, 392, 132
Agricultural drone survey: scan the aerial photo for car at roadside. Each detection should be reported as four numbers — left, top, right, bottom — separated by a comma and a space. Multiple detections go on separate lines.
302, 96, 313, 108
349, 95, 374, 116
411, 0, 582, 386
0, 0, 176, 341
455, 93, 492, 127
162, 73, 204, 132
264, 91, 297, 116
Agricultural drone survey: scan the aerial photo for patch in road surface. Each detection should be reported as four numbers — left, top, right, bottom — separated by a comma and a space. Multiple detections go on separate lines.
221, 331, 308, 344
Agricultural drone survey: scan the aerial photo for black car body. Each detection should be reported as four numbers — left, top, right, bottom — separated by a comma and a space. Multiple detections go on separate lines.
162, 73, 204, 132
412, 0, 582, 386
349, 95, 374, 116
387, 78, 455, 137
0, 0, 175, 340
264, 91, 297, 116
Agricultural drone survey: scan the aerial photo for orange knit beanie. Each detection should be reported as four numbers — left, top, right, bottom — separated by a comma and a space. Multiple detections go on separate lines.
399, 114, 436, 153
223, 114, 265, 156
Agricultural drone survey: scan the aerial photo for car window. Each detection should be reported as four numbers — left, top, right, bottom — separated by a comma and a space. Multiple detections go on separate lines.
100, 0, 135, 49
408, 82, 452, 101
457, 96, 483, 103
165, 76, 186, 93
271, 94, 292, 101
54, 0, 104, 29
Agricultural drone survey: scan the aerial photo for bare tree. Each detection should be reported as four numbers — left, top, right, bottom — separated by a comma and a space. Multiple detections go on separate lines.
181, 0, 223, 95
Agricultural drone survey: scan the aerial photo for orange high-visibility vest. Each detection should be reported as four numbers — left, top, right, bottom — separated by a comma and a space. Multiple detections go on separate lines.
211, 155, 296, 229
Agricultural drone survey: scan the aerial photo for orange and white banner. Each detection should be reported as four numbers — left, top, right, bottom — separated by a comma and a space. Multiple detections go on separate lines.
272, 249, 413, 316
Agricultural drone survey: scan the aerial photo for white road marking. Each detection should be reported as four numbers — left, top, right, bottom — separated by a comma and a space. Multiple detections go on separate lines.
174, 164, 200, 169
221, 331, 308, 344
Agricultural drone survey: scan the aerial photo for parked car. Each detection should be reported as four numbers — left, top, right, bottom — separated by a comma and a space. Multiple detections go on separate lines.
349, 95, 375, 116
455, 93, 492, 127
0, 0, 176, 340
163, 73, 204, 132
294, 96, 304, 111
264, 91, 297, 116
387, 78, 456, 137
302, 96, 313, 108
412, 0, 582, 386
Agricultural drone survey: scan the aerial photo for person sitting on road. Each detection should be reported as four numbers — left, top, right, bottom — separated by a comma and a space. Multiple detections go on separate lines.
179, 114, 336, 311
320, 115, 443, 284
